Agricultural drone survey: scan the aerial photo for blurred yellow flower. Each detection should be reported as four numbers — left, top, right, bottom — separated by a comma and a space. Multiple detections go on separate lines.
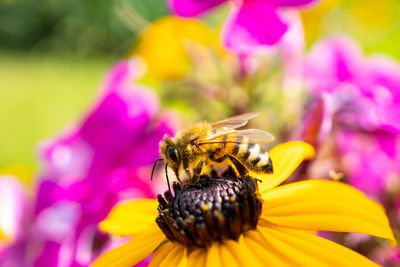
0, 164, 34, 187
348, 0, 396, 28
92, 141, 395, 267
301, 0, 397, 44
0, 228, 6, 242
133, 16, 213, 80
301, 0, 340, 43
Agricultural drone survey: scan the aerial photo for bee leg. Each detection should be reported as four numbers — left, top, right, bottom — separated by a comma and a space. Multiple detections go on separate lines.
184, 168, 191, 179
190, 160, 205, 184
227, 155, 248, 178
244, 176, 258, 192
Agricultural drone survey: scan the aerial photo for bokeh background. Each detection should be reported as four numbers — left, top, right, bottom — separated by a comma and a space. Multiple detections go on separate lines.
1, 0, 400, 170
1, 0, 400, 266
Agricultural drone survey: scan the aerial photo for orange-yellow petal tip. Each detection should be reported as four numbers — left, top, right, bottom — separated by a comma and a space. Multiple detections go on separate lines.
271, 141, 316, 160
258, 141, 316, 192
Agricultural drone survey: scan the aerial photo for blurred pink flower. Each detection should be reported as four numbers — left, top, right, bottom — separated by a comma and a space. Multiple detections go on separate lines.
168, 0, 317, 53
0, 177, 27, 248
371, 245, 400, 266
303, 35, 400, 199
304, 36, 400, 133
0, 60, 178, 267
336, 130, 399, 199
238, 10, 305, 78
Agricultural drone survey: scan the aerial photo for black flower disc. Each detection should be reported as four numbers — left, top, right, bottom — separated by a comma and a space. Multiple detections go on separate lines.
156, 169, 262, 248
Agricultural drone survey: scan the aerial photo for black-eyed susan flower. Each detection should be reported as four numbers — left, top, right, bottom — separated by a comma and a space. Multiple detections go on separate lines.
92, 141, 396, 266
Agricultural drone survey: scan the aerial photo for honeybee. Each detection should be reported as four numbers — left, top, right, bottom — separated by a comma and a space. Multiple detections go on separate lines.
153, 113, 274, 188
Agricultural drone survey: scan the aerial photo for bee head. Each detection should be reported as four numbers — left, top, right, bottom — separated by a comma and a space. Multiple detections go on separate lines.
166, 145, 180, 164
160, 136, 181, 176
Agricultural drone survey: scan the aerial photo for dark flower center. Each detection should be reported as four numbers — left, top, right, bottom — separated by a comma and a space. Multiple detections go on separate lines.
156, 169, 262, 248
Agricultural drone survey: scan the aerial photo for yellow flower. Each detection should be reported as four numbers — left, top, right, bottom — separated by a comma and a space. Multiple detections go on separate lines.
0, 228, 6, 242
133, 16, 213, 80
92, 141, 395, 266
0, 164, 34, 187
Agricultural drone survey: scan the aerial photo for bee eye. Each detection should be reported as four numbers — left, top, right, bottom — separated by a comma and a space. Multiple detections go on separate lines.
167, 146, 180, 164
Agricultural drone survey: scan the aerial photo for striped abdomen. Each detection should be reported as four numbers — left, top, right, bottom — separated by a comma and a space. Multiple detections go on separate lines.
210, 135, 273, 174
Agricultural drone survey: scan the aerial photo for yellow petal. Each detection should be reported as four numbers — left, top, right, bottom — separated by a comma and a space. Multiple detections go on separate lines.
208, 240, 258, 267
219, 243, 241, 267
258, 225, 379, 267
159, 244, 187, 267
224, 239, 264, 267
99, 199, 158, 236
91, 227, 164, 267
188, 248, 207, 267
223, 235, 290, 267
262, 180, 395, 243
243, 230, 292, 266
149, 242, 175, 267
258, 141, 315, 194
206, 242, 223, 267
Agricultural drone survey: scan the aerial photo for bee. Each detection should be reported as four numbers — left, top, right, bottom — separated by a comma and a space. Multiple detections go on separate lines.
152, 113, 274, 189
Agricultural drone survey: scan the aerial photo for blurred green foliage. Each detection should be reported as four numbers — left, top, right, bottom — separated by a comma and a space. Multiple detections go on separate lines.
0, 54, 113, 167
302, 0, 400, 58
0, 0, 168, 168
0, 0, 168, 57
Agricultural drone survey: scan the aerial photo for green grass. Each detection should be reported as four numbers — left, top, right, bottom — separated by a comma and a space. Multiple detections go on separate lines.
0, 53, 114, 168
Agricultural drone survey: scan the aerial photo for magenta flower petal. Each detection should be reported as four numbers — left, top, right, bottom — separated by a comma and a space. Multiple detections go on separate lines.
362, 57, 400, 133
223, 0, 288, 52
304, 35, 363, 94
268, 0, 318, 7
335, 130, 396, 199
305, 35, 400, 133
374, 130, 397, 158
168, 0, 227, 17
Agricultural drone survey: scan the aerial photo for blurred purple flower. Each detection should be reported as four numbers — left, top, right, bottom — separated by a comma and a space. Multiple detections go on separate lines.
303, 35, 400, 199
168, 0, 317, 53
0, 60, 178, 267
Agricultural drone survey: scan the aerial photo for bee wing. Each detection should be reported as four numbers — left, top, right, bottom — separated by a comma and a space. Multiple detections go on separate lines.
198, 129, 274, 145
235, 129, 275, 143
211, 112, 259, 130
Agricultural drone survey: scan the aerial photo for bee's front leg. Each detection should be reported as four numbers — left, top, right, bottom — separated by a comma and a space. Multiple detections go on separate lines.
190, 160, 205, 184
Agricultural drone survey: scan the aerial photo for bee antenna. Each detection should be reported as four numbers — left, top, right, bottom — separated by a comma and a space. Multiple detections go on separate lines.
165, 163, 172, 193
151, 158, 163, 181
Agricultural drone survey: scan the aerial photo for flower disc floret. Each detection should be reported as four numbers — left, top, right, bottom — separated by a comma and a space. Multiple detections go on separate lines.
156, 170, 262, 248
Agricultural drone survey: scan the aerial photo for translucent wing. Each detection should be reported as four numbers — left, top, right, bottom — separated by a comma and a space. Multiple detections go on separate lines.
234, 129, 275, 143
211, 112, 259, 130
198, 128, 274, 145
